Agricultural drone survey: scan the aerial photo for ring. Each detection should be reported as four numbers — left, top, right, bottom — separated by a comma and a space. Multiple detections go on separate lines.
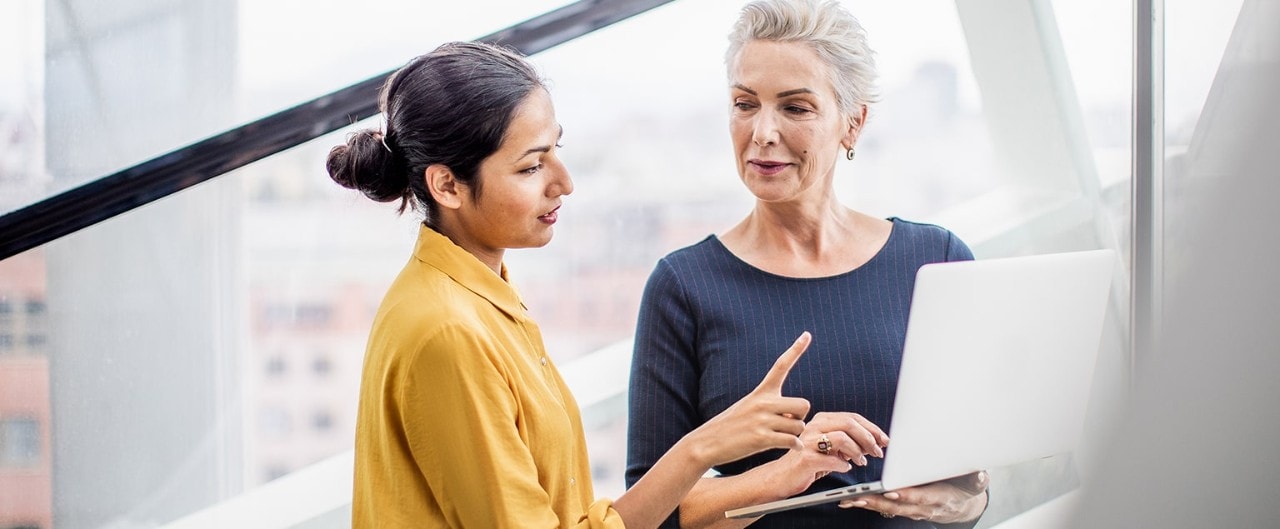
881, 511, 894, 518
817, 434, 832, 455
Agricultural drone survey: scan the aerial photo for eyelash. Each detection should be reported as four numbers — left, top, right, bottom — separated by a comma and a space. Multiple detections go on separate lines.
733, 101, 811, 114
520, 144, 565, 174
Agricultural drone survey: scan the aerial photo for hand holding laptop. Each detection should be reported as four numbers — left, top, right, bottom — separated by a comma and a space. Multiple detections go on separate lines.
725, 249, 1114, 520
840, 471, 989, 521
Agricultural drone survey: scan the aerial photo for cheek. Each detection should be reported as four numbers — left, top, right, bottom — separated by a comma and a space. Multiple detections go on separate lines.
729, 121, 752, 147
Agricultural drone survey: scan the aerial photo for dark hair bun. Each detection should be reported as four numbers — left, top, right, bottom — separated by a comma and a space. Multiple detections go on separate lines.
326, 129, 409, 204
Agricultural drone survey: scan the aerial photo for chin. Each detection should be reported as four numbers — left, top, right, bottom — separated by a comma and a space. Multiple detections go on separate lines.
520, 230, 555, 249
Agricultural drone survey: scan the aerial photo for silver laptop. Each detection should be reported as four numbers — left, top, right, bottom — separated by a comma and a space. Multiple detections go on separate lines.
726, 249, 1115, 519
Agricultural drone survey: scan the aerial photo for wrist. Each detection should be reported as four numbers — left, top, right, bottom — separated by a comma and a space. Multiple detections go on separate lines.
753, 456, 812, 498
671, 433, 714, 470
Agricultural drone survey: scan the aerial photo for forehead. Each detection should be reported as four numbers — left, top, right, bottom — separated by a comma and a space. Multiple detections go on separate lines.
496, 89, 557, 151
730, 40, 835, 96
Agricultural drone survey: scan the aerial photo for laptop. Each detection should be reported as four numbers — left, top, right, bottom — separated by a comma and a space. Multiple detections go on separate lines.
726, 249, 1115, 519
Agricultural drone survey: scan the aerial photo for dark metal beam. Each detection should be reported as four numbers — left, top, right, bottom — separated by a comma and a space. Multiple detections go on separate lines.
0, 0, 675, 260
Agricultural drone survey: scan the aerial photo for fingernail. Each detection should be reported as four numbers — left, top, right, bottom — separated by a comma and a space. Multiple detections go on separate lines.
874, 447, 884, 458
844, 462, 853, 472
884, 492, 900, 500
857, 456, 867, 466
849, 500, 867, 507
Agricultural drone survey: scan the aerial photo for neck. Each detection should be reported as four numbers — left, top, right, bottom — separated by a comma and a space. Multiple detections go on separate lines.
741, 196, 857, 257
432, 219, 505, 277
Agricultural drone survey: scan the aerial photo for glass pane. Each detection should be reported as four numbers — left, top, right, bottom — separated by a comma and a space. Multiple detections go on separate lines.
1, 0, 1140, 526
1162, 0, 1245, 280
0, 0, 46, 219
1, 0, 576, 218
237, 122, 411, 493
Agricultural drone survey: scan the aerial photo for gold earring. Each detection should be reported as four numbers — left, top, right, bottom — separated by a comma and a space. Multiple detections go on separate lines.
846, 147, 856, 160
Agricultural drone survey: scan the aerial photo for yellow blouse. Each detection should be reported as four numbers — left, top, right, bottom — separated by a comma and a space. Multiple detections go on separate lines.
352, 226, 625, 528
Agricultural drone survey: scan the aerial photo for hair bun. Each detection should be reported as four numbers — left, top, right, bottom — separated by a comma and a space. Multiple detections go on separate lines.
326, 129, 409, 203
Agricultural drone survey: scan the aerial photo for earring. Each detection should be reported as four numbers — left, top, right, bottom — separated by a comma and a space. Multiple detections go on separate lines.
846, 147, 856, 160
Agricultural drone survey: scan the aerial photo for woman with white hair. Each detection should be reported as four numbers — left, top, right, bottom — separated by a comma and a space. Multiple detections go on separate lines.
625, 1, 990, 527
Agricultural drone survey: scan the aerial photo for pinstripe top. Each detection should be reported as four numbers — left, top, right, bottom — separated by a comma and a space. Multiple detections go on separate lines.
625, 217, 974, 528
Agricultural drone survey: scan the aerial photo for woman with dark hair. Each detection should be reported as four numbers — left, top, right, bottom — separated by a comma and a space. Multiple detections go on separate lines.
327, 41, 814, 529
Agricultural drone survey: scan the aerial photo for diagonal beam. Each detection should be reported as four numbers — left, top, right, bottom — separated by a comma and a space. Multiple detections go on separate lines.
0, 0, 675, 260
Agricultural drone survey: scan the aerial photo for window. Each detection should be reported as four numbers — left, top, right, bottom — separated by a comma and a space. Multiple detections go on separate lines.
24, 300, 44, 316
0, 417, 40, 467
24, 333, 45, 349
311, 354, 332, 376
265, 355, 287, 377
312, 410, 333, 433
295, 303, 332, 326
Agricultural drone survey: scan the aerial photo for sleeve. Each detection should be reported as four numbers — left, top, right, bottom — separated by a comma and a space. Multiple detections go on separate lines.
576, 501, 627, 529
401, 324, 624, 529
625, 259, 702, 529
944, 230, 975, 262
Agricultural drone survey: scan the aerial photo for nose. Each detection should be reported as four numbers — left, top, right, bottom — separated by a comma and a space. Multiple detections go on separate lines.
548, 157, 573, 197
752, 110, 779, 147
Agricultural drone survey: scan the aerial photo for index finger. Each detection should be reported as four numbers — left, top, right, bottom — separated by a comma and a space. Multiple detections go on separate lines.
753, 331, 812, 394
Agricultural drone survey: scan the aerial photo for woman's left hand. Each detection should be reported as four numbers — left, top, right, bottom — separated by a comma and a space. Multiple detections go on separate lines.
838, 471, 989, 523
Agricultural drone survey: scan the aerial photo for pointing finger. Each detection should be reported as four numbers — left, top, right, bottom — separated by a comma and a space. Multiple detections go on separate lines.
754, 332, 812, 394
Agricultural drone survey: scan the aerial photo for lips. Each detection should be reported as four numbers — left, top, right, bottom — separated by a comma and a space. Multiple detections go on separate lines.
538, 205, 560, 224
748, 159, 791, 176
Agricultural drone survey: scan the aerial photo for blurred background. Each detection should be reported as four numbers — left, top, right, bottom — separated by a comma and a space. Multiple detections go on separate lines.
0, 0, 1262, 527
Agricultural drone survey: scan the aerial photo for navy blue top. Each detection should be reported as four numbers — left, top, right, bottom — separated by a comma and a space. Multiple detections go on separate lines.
626, 218, 975, 528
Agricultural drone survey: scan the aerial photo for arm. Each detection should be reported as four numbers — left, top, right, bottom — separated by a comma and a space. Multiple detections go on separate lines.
616, 333, 814, 529
946, 230, 975, 262
675, 413, 888, 529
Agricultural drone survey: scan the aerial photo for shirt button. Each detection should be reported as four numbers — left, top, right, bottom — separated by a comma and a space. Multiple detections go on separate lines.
540, 357, 548, 366
570, 477, 576, 486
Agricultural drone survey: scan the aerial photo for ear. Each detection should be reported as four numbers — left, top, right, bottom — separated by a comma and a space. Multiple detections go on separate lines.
425, 164, 465, 210
841, 104, 869, 150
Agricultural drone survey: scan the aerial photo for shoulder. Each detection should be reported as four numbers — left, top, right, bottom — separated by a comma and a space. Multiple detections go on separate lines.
646, 236, 725, 281
372, 262, 504, 364
886, 217, 974, 262
657, 235, 722, 267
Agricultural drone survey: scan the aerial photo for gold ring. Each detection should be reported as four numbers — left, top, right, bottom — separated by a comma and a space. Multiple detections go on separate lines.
817, 434, 832, 455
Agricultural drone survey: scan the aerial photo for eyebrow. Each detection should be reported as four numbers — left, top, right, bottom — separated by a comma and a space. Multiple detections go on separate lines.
515, 125, 564, 162
732, 84, 817, 98
777, 88, 816, 98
